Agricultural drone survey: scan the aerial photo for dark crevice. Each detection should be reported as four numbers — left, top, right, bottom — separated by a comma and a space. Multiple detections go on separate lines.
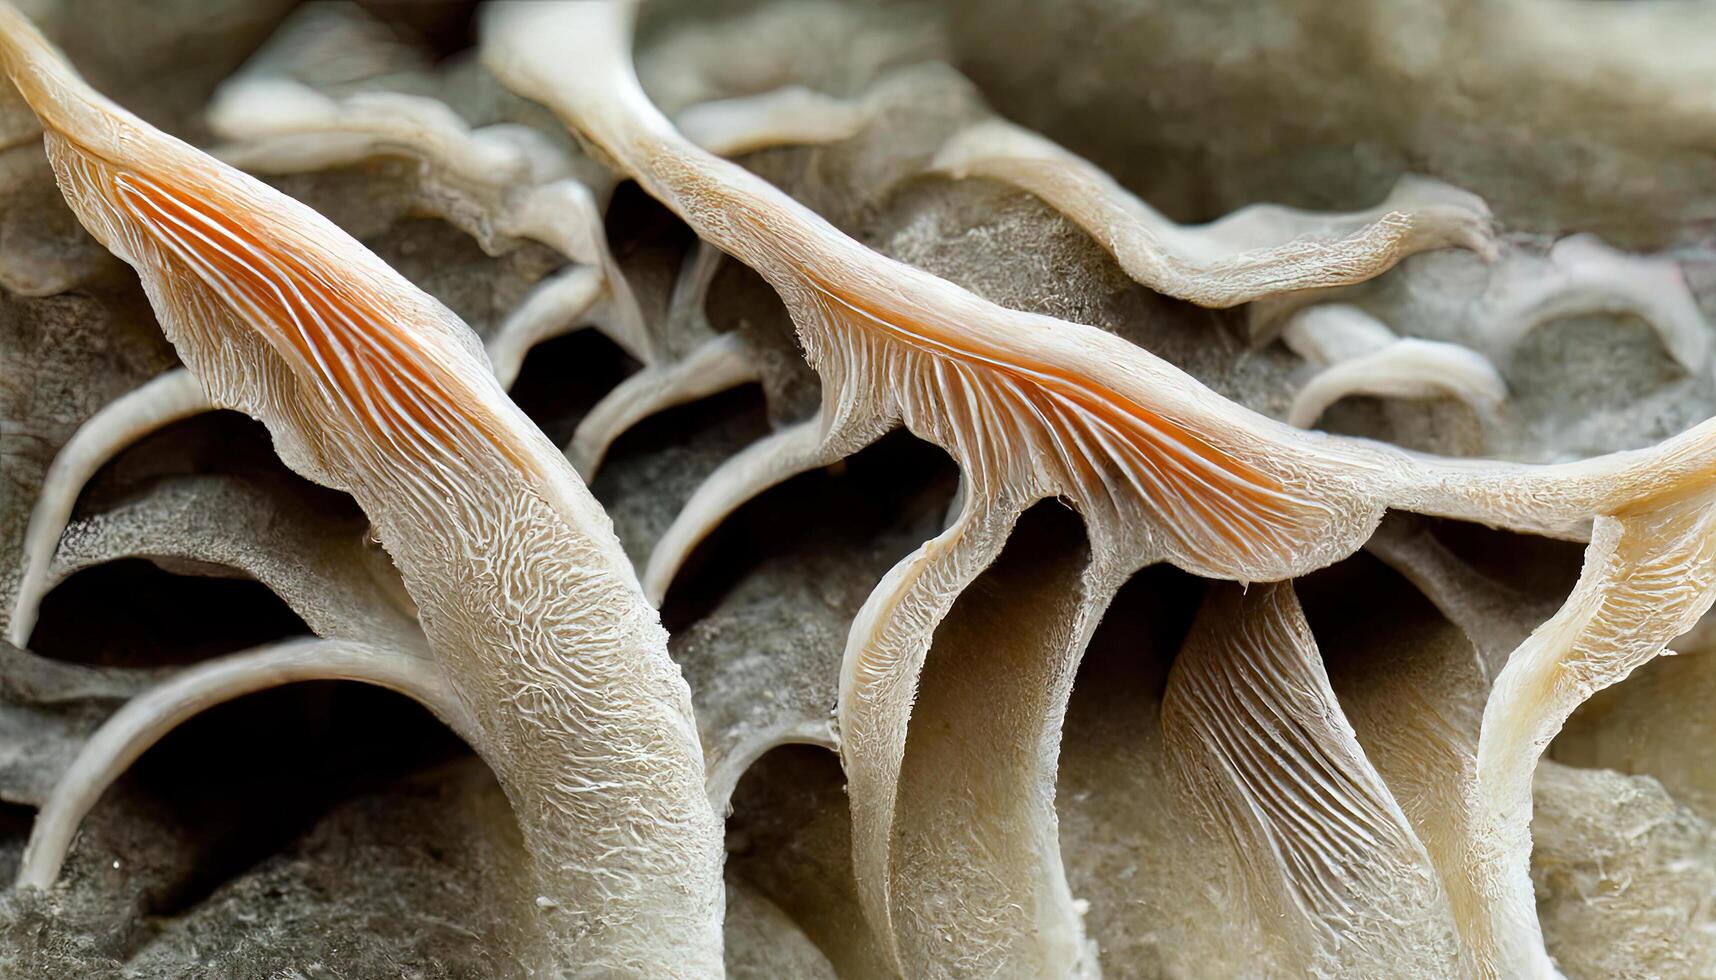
0, 800, 35, 885
507, 329, 640, 448
1298, 549, 1452, 669
1073, 563, 1206, 711
81, 410, 357, 523
606, 181, 700, 360
1016, 539, 1209, 804
1419, 517, 1584, 601
28, 562, 310, 669
606, 182, 700, 281
723, 743, 883, 977
355, 0, 479, 64
594, 381, 776, 574
608, 381, 773, 476
120, 681, 469, 921
706, 258, 822, 426
654, 428, 957, 636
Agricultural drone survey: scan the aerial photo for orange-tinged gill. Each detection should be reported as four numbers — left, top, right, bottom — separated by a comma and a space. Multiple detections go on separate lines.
4, 9, 727, 972
802, 270, 1328, 564
58, 140, 533, 481
0, 5, 530, 482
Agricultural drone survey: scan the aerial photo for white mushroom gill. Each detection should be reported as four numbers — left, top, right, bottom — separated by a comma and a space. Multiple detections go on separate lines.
209, 77, 652, 366
928, 120, 1499, 308
484, 3, 1716, 976
1473, 496, 1716, 973
568, 240, 753, 480
568, 329, 757, 481
0, 5, 723, 975
676, 85, 870, 157
1250, 234, 1713, 384
1162, 582, 1457, 974
17, 637, 467, 890
664, 73, 1498, 313
1482, 233, 1712, 376
572, 61, 1514, 487
1282, 304, 1508, 430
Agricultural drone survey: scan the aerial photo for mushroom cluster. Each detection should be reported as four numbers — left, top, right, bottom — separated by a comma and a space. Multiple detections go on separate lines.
2, 1, 1715, 977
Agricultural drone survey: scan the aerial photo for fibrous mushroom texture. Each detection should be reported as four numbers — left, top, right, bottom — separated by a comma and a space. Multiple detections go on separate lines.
1, 1, 1714, 978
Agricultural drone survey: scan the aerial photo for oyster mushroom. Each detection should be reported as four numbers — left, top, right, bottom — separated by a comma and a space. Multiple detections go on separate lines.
208, 78, 651, 369
483, 4, 1716, 974
0, 5, 723, 973
8, 58, 670, 649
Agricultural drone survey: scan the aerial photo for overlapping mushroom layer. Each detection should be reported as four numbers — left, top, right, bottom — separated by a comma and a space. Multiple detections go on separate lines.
6, 1, 1716, 977
485, 3, 1716, 976
0, 4, 723, 974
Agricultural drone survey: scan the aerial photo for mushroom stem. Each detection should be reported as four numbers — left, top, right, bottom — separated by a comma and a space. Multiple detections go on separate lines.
485, 264, 606, 390
642, 415, 859, 606
1, 4, 726, 971
17, 638, 467, 890
569, 331, 759, 479
7, 369, 210, 647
